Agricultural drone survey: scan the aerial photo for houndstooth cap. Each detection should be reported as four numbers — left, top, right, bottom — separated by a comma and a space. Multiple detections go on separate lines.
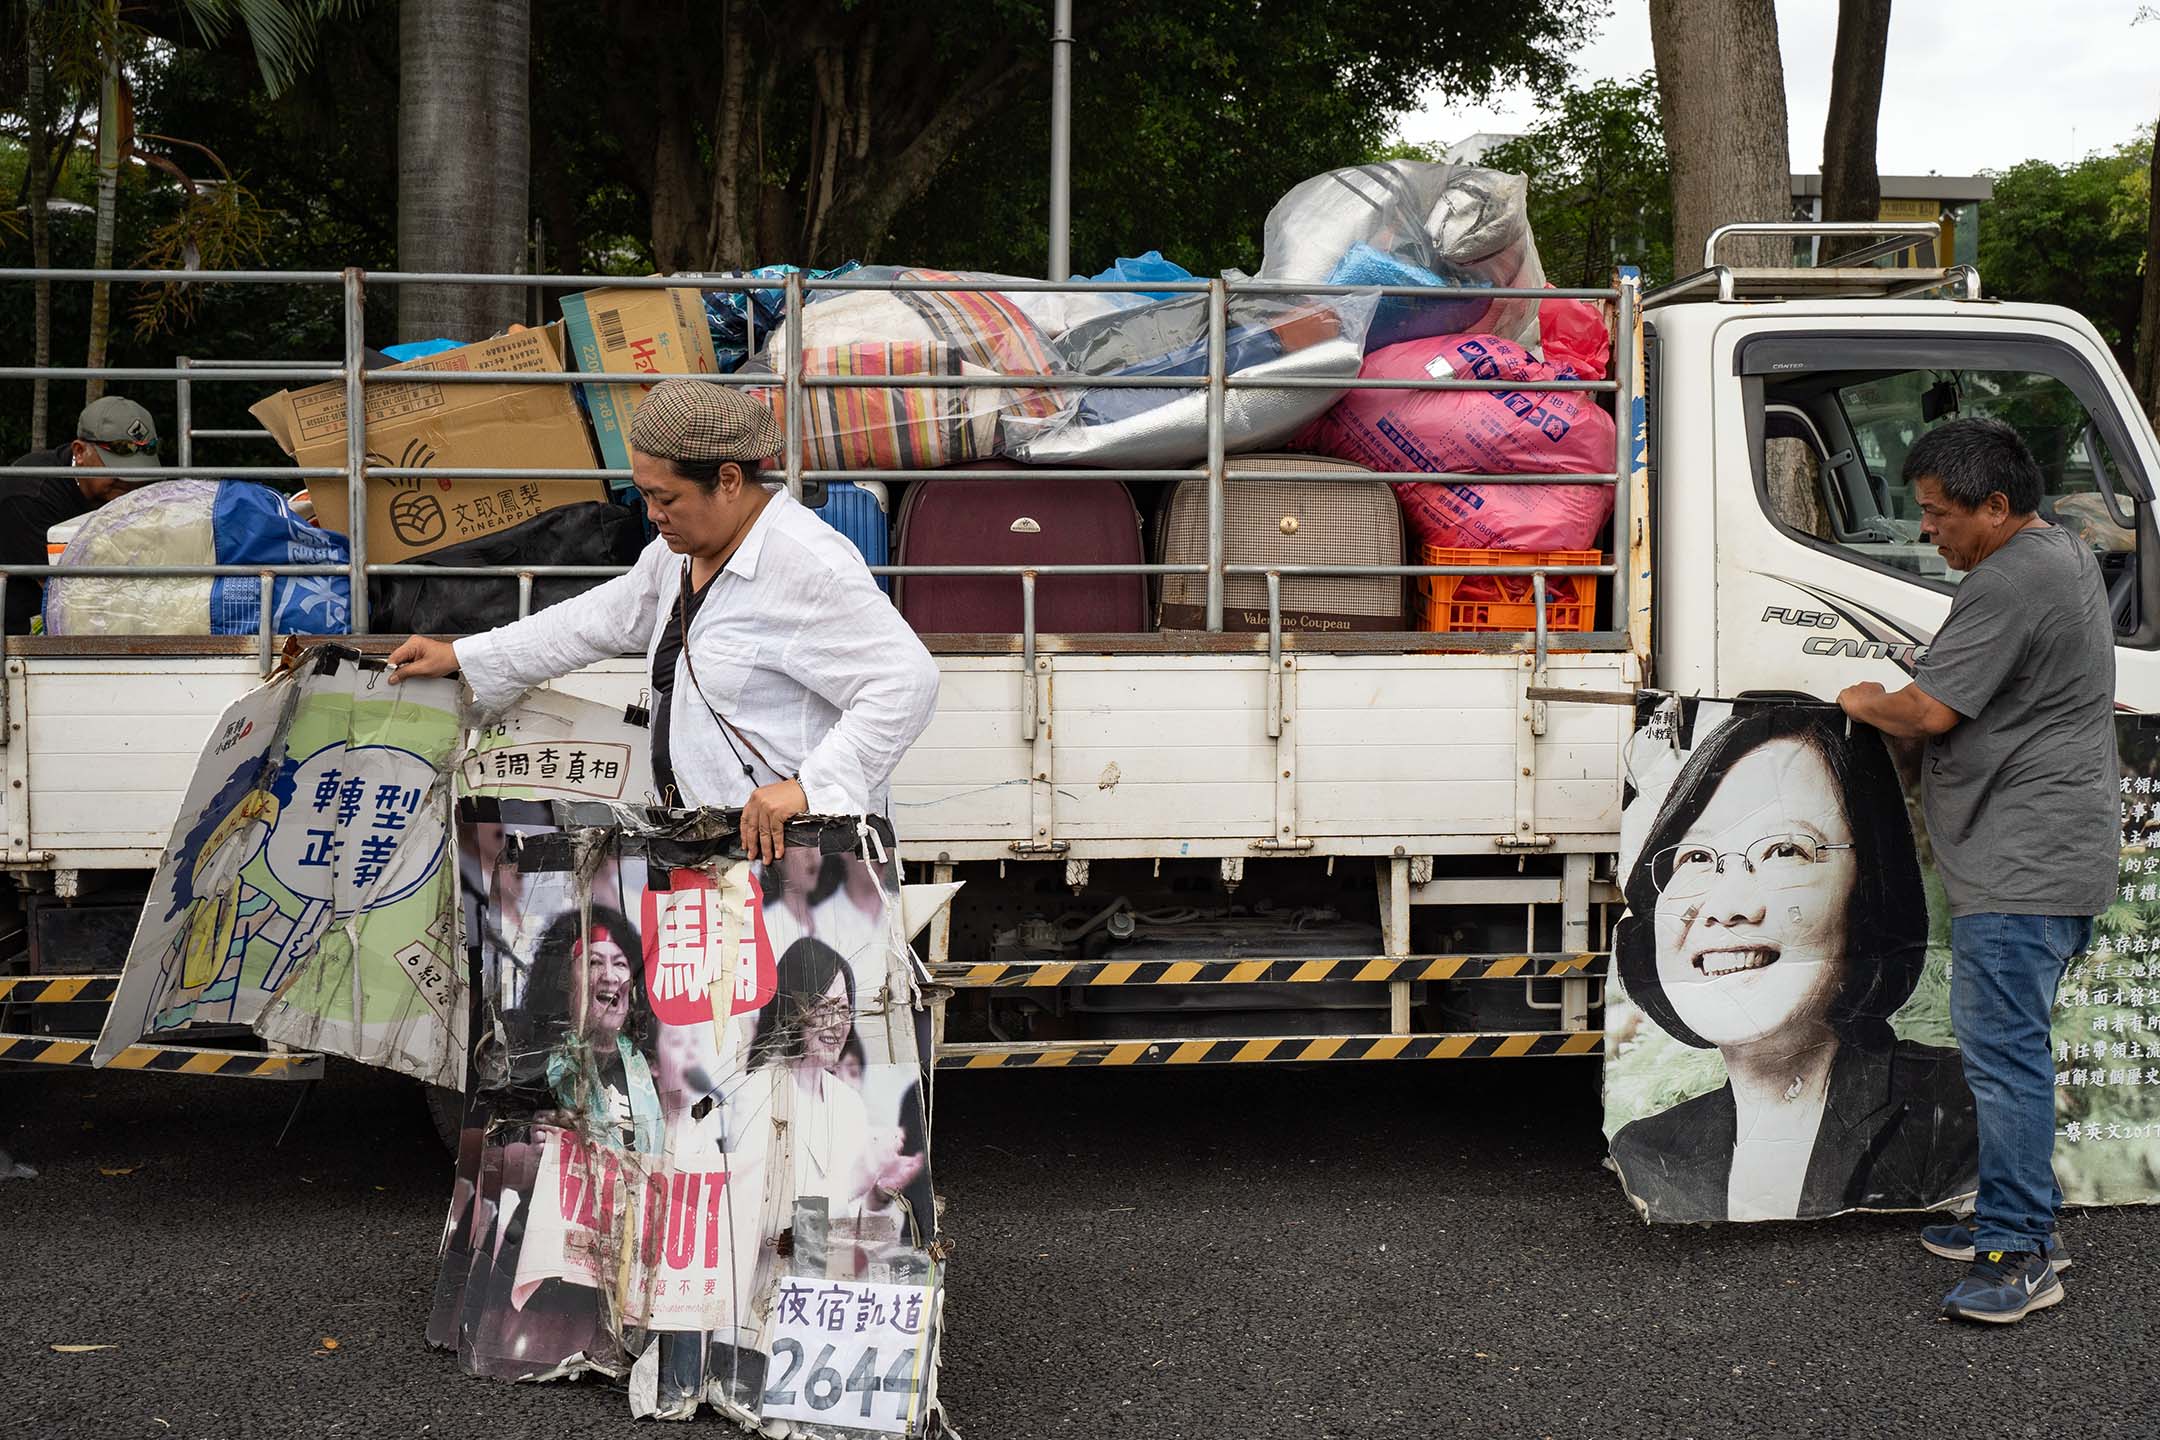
628, 380, 784, 465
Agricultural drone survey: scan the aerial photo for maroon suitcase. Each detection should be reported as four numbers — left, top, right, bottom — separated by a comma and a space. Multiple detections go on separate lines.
893, 473, 1149, 633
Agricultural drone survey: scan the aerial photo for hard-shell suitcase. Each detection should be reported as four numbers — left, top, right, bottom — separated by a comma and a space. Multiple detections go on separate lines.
808, 479, 891, 592
1157, 453, 1405, 632
894, 472, 1148, 633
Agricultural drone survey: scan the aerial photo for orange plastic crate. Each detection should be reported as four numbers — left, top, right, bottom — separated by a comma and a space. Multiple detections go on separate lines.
1413, 546, 1602, 634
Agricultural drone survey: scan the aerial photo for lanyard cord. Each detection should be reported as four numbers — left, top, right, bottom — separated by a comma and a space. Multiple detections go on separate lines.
673, 559, 793, 797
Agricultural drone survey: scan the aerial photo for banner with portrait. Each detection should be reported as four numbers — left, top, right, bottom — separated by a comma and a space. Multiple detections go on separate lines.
429, 749, 946, 1432
1604, 695, 2160, 1223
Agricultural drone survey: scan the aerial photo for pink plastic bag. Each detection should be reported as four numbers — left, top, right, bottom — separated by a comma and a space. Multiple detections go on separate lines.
1296, 333, 1616, 552
1539, 295, 1611, 379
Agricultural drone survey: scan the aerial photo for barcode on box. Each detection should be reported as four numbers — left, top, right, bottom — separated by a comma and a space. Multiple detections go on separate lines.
598, 307, 628, 352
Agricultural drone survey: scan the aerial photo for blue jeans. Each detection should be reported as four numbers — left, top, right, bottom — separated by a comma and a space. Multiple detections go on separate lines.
1949, 912, 2092, 1254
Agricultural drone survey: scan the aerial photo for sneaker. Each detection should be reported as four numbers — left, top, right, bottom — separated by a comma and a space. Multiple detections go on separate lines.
1940, 1250, 2064, 1324
1920, 1221, 2072, 1272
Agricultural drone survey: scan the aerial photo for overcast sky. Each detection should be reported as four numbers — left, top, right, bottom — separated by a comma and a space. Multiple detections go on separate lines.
1402, 0, 2160, 176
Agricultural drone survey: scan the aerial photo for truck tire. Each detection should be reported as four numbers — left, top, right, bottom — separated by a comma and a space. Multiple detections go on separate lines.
423, 1083, 465, 1155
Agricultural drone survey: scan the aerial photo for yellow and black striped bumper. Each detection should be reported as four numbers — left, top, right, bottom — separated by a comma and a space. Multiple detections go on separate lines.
0, 1032, 323, 1080
936, 1030, 1603, 1069
0, 974, 122, 1004
934, 952, 1603, 988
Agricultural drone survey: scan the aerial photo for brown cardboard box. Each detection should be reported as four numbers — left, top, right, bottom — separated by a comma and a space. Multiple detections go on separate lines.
249, 324, 606, 564
559, 283, 720, 470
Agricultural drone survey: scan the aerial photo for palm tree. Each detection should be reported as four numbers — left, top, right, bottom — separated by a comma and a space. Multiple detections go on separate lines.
21, 0, 352, 408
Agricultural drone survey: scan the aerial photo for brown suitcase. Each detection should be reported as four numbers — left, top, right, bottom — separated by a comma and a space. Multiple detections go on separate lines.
1157, 454, 1405, 633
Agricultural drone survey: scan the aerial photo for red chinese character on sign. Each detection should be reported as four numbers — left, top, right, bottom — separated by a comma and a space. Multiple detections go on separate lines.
641, 868, 776, 1026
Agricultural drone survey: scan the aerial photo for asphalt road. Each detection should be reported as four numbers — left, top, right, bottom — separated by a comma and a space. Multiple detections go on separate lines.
5, 1057, 2159, 1440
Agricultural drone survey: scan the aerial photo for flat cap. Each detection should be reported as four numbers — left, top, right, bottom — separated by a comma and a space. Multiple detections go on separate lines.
629, 380, 784, 466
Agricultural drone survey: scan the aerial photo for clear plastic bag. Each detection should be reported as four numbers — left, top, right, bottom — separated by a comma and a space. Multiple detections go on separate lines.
1259, 161, 1545, 348
1004, 290, 1377, 468
45, 481, 218, 636
46, 479, 352, 637
746, 267, 1063, 469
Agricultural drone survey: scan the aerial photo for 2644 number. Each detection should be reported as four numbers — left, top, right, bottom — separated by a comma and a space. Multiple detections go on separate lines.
763, 1338, 920, 1427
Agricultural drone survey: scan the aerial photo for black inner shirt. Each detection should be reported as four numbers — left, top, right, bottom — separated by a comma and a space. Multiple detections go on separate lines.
650, 566, 719, 805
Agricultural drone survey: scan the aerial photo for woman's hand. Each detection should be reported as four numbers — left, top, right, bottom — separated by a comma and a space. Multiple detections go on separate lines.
741, 778, 808, 862
386, 635, 459, 683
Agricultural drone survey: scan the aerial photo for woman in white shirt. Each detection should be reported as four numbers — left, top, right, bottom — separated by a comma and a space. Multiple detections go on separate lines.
387, 381, 939, 859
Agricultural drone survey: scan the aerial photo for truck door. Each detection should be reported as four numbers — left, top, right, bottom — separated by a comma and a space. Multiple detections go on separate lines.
1710, 316, 2160, 710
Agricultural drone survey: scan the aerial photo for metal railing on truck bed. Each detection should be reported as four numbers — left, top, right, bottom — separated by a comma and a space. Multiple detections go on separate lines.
0, 265, 1645, 1080
0, 266, 1642, 670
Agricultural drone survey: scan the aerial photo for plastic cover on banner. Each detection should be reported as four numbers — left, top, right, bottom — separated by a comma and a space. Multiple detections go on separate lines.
93, 645, 464, 1086
745, 266, 1062, 471
46, 479, 352, 637
1258, 161, 1545, 349
1603, 695, 2160, 1225
433, 731, 949, 1430
1004, 290, 1377, 469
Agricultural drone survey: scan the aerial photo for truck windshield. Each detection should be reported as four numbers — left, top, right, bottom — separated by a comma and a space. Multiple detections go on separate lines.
1759, 362, 2141, 630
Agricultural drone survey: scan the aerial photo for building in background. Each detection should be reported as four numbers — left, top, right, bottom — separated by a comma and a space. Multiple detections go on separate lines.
1788, 174, 1993, 268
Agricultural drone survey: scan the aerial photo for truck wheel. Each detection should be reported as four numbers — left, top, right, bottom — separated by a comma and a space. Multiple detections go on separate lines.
423, 1083, 465, 1155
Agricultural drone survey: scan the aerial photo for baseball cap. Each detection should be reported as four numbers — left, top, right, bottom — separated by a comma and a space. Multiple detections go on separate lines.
76, 396, 165, 472
628, 380, 783, 466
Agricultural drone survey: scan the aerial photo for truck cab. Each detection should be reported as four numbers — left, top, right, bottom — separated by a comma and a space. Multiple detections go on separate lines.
1644, 272, 2159, 706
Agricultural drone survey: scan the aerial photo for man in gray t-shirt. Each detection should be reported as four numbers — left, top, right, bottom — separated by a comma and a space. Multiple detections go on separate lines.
1840, 417, 2117, 1325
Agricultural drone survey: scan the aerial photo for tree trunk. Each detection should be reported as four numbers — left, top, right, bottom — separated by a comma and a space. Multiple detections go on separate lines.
1820, 0, 1892, 226
396, 0, 532, 342
648, 86, 710, 273
1649, 0, 1793, 271
2136, 116, 2160, 428
85, 5, 121, 406
25, 15, 53, 450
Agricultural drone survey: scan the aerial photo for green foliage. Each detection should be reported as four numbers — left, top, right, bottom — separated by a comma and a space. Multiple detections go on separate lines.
884, 0, 1601, 277
1978, 138, 2154, 367
1479, 71, 1672, 288
130, 176, 276, 336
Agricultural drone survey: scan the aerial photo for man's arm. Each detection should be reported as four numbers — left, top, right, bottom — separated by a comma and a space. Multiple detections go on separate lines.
1837, 679, 1962, 739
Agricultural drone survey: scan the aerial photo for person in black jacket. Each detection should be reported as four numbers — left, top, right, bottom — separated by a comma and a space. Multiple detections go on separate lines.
4, 396, 167, 633
1609, 705, 1978, 1222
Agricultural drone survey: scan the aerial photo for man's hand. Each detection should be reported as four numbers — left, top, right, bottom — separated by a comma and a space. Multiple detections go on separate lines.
1837, 681, 1888, 718
1837, 679, 1960, 739
741, 778, 808, 862
386, 635, 458, 683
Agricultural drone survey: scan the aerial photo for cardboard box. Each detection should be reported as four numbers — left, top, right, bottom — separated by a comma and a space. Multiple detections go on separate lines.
560, 283, 720, 472
249, 324, 607, 564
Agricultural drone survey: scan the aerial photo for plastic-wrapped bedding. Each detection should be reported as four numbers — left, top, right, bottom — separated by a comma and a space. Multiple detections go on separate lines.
1004, 290, 1376, 468
746, 267, 1062, 469
45, 479, 352, 637
1259, 161, 1545, 349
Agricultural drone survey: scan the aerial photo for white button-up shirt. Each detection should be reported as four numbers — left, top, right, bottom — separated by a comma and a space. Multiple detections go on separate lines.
454, 490, 938, 817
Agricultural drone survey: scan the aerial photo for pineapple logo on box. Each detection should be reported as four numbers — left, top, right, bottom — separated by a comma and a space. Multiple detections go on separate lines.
371, 437, 447, 546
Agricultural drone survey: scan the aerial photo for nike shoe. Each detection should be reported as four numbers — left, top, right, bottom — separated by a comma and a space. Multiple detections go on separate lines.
1940, 1250, 2064, 1324
1920, 1221, 2072, 1272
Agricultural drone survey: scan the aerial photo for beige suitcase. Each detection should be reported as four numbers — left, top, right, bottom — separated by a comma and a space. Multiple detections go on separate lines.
1157, 454, 1405, 632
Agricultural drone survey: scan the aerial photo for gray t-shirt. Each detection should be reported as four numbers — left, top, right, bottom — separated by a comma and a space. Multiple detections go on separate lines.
1914, 523, 2118, 918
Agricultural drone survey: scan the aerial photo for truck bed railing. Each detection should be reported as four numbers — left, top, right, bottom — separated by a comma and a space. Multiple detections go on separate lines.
2, 266, 1640, 669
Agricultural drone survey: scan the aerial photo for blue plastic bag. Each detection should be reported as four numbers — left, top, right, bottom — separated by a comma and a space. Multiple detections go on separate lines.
701, 262, 864, 371
381, 338, 464, 362
1079, 251, 1194, 302
209, 483, 352, 635
1326, 243, 1493, 351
